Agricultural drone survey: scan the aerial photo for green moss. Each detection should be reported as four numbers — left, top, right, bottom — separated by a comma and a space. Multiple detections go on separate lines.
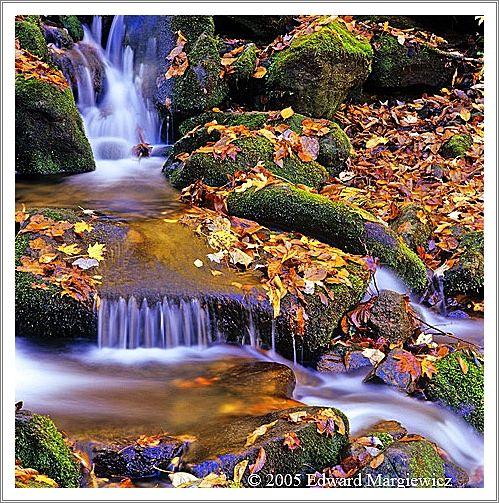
59, 15, 84, 42
267, 20, 372, 118
171, 15, 215, 41
367, 432, 395, 449
171, 136, 328, 190
232, 43, 258, 82
15, 75, 95, 175
407, 441, 445, 482
175, 111, 351, 176
369, 33, 456, 88
426, 351, 484, 432
444, 231, 484, 297
15, 20, 49, 60
439, 134, 473, 158
15, 411, 80, 487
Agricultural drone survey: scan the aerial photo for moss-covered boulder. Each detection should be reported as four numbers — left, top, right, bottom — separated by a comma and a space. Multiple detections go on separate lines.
15, 74, 95, 175
173, 110, 351, 177
15, 410, 80, 488
369, 34, 456, 88
425, 350, 484, 432
170, 136, 329, 190
439, 133, 473, 158
169, 16, 228, 115
227, 184, 428, 291
266, 21, 373, 119
390, 203, 433, 250
444, 231, 483, 298
15, 17, 49, 60
184, 406, 349, 485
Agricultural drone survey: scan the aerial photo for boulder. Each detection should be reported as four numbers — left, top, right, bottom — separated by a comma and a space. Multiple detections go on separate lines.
439, 133, 473, 158
444, 231, 484, 299
172, 110, 351, 177
226, 184, 428, 291
15, 17, 49, 61
266, 21, 373, 119
368, 290, 417, 344
183, 406, 349, 485
369, 33, 457, 88
317, 344, 373, 374
425, 350, 484, 432
15, 409, 80, 488
390, 203, 433, 250
15, 71, 95, 175
43, 15, 84, 42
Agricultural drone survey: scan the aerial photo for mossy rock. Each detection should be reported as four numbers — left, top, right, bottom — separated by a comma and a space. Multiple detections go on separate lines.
173, 110, 351, 176
15, 75, 95, 175
355, 15, 422, 30
227, 184, 428, 291
444, 231, 483, 298
169, 16, 228, 114
230, 43, 258, 83
15, 410, 80, 487
369, 33, 456, 88
184, 406, 349, 485
170, 135, 329, 190
390, 203, 433, 250
266, 20, 373, 119
15, 19, 49, 61
425, 350, 484, 432
42, 15, 84, 42
439, 133, 473, 158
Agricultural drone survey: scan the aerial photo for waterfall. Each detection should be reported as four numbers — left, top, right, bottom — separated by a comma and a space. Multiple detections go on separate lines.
97, 295, 277, 352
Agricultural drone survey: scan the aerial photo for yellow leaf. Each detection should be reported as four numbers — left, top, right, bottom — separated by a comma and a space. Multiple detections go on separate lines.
457, 355, 469, 374
73, 221, 93, 234
210, 270, 223, 276
288, 410, 307, 422
280, 106, 294, 119
252, 66, 267, 78
365, 136, 389, 148
245, 420, 278, 447
233, 460, 248, 485
57, 243, 81, 255
38, 253, 58, 263
370, 453, 385, 469
459, 109, 471, 121
87, 242, 106, 261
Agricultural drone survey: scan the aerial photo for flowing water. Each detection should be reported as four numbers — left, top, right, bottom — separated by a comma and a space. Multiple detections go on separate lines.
15, 15, 484, 483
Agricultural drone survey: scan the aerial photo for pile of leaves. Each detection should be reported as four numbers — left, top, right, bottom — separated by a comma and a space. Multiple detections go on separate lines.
15, 460, 59, 488
15, 43, 68, 91
176, 108, 332, 168
15, 208, 106, 305
324, 84, 483, 273
165, 31, 189, 79
178, 167, 371, 326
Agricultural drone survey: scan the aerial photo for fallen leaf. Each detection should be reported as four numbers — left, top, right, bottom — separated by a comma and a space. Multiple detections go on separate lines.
73, 221, 93, 234
245, 420, 278, 446
287, 410, 307, 423
72, 258, 99, 270
57, 243, 82, 256
370, 453, 385, 469
280, 107, 294, 119
194, 259, 204, 268
249, 447, 267, 474
169, 472, 199, 488
252, 66, 267, 78
457, 355, 469, 374
87, 242, 106, 261
233, 459, 248, 485
362, 348, 385, 366
283, 431, 301, 450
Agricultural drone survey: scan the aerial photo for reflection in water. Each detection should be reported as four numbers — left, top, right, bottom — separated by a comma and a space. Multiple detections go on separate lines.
16, 339, 483, 476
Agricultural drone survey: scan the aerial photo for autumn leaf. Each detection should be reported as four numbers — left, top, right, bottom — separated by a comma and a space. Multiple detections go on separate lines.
233, 460, 248, 485
136, 435, 161, 447
421, 357, 438, 379
73, 221, 93, 234
370, 453, 385, 469
393, 351, 422, 380
457, 355, 469, 374
362, 348, 385, 366
249, 447, 267, 474
72, 258, 99, 270
245, 420, 278, 446
57, 243, 82, 256
194, 259, 204, 268
252, 66, 267, 78
283, 431, 301, 450
287, 410, 307, 423
365, 136, 389, 148
280, 107, 294, 119
87, 242, 106, 261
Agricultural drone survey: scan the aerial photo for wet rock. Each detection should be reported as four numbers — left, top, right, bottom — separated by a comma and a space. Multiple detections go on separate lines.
390, 203, 433, 250
266, 21, 373, 119
425, 350, 484, 432
368, 290, 417, 344
15, 409, 80, 488
357, 420, 408, 440
317, 345, 372, 374
444, 459, 469, 488
92, 436, 187, 479
183, 406, 349, 486
42, 22, 74, 48
366, 348, 416, 393
317, 350, 347, 373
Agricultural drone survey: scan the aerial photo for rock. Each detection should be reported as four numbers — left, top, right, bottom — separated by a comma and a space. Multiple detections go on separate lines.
357, 419, 408, 440
439, 133, 473, 158
183, 406, 349, 485
170, 136, 328, 191
15, 409, 80, 488
369, 33, 457, 88
317, 345, 373, 374
317, 350, 347, 373
172, 110, 351, 177
444, 459, 469, 487
169, 16, 228, 115
92, 436, 187, 479
444, 231, 484, 299
15, 71, 95, 175
266, 21, 373, 119
366, 348, 417, 393
43, 15, 84, 42
215, 15, 296, 42
425, 350, 484, 432
226, 184, 428, 291
368, 290, 417, 344
42, 22, 74, 48
390, 203, 433, 250
359, 439, 462, 487
15, 208, 127, 339
15, 17, 49, 61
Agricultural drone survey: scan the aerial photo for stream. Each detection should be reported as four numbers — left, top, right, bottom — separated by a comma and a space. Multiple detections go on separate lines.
15, 15, 484, 483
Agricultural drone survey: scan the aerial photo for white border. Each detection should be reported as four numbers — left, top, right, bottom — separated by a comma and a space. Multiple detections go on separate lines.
2, 2, 497, 501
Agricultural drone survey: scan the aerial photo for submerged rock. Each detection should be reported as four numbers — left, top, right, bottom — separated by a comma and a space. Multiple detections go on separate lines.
266, 21, 373, 118
425, 350, 484, 432
15, 71, 95, 175
15, 409, 80, 488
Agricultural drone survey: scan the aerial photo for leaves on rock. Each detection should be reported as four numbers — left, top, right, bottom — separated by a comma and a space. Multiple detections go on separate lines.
165, 31, 189, 79
249, 447, 267, 474
283, 431, 301, 450
245, 419, 278, 446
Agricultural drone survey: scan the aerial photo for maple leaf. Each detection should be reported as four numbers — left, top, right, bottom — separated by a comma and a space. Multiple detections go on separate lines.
73, 221, 94, 234
421, 357, 438, 379
283, 431, 301, 450
72, 258, 99, 270
249, 447, 267, 474
287, 410, 307, 423
393, 351, 422, 380
57, 243, 81, 256
136, 434, 161, 447
87, 242, 106, 261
